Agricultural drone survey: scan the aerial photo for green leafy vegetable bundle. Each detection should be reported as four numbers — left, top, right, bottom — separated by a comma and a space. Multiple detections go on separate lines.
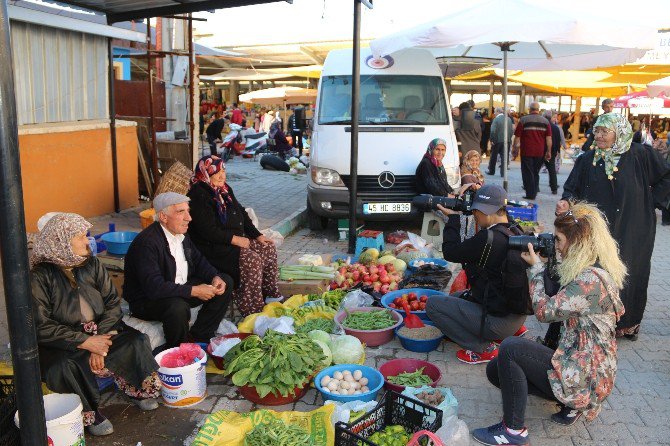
343, 309, 396, 330
223, 331, 325, 398
244, 417, 313, 446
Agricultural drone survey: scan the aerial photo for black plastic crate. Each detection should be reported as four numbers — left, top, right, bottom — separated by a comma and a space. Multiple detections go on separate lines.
335, 391, 443, 446
0, 376, 19, 446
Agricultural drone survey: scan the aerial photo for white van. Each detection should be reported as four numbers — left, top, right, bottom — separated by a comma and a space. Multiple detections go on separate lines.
307, 48, 460, 229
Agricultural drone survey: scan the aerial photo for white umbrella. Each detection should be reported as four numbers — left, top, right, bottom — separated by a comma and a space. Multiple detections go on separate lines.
647, 75, 670, 98
370, 0, 657, 190
238, 86, 317, 106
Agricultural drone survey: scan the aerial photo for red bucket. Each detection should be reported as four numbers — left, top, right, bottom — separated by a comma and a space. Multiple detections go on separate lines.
207, 333, 252, 370
238, 382, 309, 406
378, 359, 442, 393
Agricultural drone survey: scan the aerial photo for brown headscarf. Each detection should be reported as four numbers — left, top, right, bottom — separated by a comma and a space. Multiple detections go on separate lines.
30, 213, 91, 269
461, 150, 485, 184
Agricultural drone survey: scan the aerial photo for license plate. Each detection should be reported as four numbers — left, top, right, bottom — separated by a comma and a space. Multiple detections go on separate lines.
363, 202, 411, 214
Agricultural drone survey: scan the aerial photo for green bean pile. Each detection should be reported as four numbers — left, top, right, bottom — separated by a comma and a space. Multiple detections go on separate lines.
244, 418, 313, 446
296, 318, 335, 334
387, 367, 432, 387
343, 309, 395, 330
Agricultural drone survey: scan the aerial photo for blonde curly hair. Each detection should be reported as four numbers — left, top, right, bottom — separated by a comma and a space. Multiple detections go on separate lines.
555, 202, 627, 289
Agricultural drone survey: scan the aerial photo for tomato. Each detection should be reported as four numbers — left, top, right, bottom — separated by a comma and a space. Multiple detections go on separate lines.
420, 295, 428, 303
410, 301, 420, 311
394, 297, 403, 306
408, 292, 418, 300
408, 294, 417, 302
419, 302, 426, 310
389, 303, 397, 309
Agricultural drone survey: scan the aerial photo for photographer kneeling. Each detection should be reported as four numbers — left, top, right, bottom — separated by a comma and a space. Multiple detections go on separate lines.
472, 202, 626, 446
425, 184, 528, 365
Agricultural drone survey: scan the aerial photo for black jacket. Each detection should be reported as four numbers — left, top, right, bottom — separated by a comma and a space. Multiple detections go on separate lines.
442, 216, 515, 315
415, 157, 453, 197
31, 257, 122, 351
123, 222, 221, 304
187, 181, 261, 286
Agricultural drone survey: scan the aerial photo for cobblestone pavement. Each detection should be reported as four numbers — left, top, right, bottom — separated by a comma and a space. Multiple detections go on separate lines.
17, 156, 670, 445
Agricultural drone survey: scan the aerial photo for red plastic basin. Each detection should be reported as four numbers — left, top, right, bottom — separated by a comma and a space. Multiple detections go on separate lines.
335, 307, 403, 347
238, 381, 309, 406
207, 333, 252, 370
378, 359, 442, 392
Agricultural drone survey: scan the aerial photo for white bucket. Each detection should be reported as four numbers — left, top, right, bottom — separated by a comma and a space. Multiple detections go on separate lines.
15, 393, 84, 446
155, 347, 208, 408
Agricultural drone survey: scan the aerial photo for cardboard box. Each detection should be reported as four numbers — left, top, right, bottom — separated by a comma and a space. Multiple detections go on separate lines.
278, 279, 330, 297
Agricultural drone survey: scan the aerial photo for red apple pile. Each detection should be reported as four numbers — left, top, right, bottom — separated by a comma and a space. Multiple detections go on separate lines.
329, 262, 402, 294
388, 291, 429, 311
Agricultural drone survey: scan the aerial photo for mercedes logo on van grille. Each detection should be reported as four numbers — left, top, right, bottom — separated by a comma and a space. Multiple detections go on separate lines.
378, 171, 395, 189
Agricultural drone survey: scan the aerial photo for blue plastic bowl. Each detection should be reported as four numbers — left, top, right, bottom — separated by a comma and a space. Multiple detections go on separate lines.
314, 364, 384, 403
407, 258, 448, 271
381, 288, 448, 321
395, 321, 444, 353
100, 231, 138, 255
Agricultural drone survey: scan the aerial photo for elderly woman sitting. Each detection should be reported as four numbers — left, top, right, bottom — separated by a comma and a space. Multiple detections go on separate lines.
187, 155, 282, 316
31, 213, 160, 436
461, 149, 485, 184
415, 138, 454, 196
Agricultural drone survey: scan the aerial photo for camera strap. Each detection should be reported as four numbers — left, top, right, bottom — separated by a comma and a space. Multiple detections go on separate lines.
476, 230, 495, 341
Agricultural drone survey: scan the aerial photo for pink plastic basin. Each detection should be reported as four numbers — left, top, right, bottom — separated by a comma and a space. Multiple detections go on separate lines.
335, 307, 403, 347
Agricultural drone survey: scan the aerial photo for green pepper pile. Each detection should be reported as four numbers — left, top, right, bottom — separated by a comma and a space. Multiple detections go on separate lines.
244, 417, 313, 446
296, 317, 335, 334
387, 367, 432, 387
308, 289, 347, 310
513, 218, 538, 228
363, 425, 410, 446
343, 309, 395, 330
223, 331, 325, 398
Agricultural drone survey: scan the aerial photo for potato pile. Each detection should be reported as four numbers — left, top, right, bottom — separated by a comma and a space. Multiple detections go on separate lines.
414, 389, 445, 406
320, 369, 370, 395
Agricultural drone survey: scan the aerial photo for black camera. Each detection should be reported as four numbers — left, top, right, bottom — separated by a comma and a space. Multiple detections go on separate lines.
508, 233, 556, 259
412, 189, 475, 214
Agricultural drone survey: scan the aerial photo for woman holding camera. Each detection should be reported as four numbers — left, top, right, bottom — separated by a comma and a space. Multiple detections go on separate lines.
472, 202, 626, 446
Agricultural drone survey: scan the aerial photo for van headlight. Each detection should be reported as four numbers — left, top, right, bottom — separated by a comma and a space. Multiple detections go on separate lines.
445, 166, 461, 189
311, 166, 345, 187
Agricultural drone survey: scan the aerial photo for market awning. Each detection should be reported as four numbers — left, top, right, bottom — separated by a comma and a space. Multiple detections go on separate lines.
613, 90, 670, 108
43, 0, 290, 24
238, 86, 317, 105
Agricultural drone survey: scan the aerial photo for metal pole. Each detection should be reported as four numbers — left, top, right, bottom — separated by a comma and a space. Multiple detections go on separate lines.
146, 17, 160, 193
502, 45, 509, 192
0, 1, 48, 443
108, 38, 120, 212
187, 13, 195, 168
348, 0, 361, 254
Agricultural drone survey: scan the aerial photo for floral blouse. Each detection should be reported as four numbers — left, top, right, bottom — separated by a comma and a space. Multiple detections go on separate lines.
528, 263, 625, 421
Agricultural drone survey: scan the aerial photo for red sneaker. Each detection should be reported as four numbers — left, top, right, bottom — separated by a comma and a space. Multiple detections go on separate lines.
456, 347, 499, 364
494, 325, 529, 344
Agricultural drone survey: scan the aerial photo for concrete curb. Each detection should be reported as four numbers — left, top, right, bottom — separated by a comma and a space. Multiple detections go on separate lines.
270, 206, 307, 237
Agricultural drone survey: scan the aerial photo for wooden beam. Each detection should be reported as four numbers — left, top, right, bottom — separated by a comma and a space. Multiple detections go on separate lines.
299, 46, 324, 65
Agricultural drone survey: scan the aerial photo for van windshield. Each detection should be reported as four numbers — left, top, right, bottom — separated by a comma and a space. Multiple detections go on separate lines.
318, 75, 449, 125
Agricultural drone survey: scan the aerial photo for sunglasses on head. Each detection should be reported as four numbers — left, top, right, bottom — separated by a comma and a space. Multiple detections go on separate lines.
560, 209, 579, 226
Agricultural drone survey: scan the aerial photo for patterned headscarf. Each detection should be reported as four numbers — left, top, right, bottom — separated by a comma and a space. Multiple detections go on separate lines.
590, 113, 633, 180
424, 138, 448, 167
191, 155, 233, 224
30, 213, 91, 269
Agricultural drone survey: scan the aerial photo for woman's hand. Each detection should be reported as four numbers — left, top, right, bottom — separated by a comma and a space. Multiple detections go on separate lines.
89, 353, 105, 372
521, 243, 541, 266
211, 276, 227, 295
232, 235, 250, 248
256, 235, 272, 245
78, 334, 112, 356
436, 204, 458, 216
458, 183, 476, 195
555, 199, 569, 215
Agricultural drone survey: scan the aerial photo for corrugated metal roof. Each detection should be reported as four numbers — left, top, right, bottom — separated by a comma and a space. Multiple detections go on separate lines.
46, 0, 289, 24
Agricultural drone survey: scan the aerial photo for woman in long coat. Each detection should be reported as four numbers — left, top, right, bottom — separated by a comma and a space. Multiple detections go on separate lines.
559, 113, 670, 339
31, 213, 159, 436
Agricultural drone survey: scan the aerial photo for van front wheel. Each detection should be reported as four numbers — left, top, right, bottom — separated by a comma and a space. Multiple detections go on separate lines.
307, 200, 328, 230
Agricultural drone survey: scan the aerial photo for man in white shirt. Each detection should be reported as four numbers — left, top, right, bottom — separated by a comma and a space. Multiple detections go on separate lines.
124, 192, 233, 351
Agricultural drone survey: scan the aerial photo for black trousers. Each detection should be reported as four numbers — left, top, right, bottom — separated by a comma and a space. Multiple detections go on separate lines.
520, 156, 544, 199
291, 131, 304, 156
129, 275, 233, 349
488, 142, 507, 176
543, 152, 558, 192
486, 337, 558, 429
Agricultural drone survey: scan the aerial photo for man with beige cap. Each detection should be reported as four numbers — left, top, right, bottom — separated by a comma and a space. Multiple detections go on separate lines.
123, 192, 233, 352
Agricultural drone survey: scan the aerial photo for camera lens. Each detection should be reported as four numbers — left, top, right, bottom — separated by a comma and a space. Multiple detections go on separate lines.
508, 235, 539, 252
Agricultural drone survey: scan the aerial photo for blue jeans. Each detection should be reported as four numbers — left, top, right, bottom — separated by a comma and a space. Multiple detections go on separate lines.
486, 337, 558, 429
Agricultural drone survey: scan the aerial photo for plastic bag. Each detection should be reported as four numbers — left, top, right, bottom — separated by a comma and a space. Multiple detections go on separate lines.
190, 405, 335, 446
253, 315, 295, 336
324, 400, 377, 426
340, 289, 374, 310
245, 207, 259, 230
450, 269, 469, 294
261, 228, 284, 247
402, 386, 459, 423
212, 338, 241, 357
215, 319, 239, 337
435, 415, 470, 446
394, 232, 433, 263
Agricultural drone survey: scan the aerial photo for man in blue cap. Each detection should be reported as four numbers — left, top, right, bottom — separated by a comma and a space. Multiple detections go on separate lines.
426, 184, 528, 364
